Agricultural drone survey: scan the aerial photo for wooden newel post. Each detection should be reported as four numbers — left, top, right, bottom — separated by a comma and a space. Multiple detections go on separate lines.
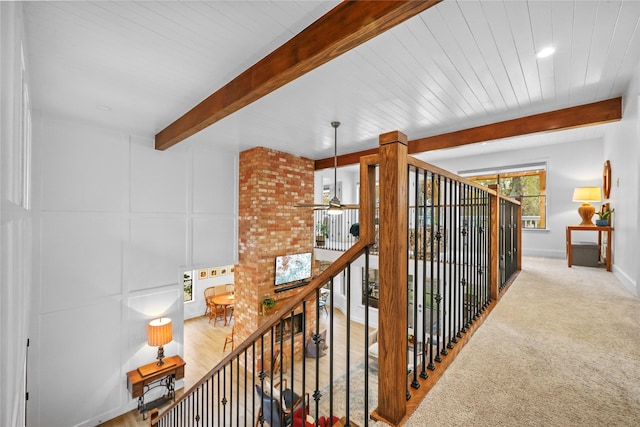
488, 184, 500, 301
374, 131, 409, 425
516, 201, 522, 272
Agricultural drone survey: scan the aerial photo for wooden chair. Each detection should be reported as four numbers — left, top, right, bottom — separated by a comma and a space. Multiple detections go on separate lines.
209, 303, 226, 325
224, 327, 234, 351
255, 378, 308, 427
226, 304, 234, 324
204, 287, 226, 325
203, 286, 216, 317
259, 350, 282, 377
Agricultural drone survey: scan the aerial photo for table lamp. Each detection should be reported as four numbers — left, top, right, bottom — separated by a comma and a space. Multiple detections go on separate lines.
572, 187, 601, 226
148, 317, 172, 366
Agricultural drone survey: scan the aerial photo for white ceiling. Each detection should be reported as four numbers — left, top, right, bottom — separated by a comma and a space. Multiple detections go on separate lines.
23, 1, 640, 161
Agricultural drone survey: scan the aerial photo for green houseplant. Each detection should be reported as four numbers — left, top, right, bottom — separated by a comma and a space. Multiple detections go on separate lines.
315, 221, 328, 247
596, 207, 614, 226
261, 295, 276, 315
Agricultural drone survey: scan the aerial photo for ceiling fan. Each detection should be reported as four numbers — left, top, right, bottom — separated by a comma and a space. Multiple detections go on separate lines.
295, 121, 358, 215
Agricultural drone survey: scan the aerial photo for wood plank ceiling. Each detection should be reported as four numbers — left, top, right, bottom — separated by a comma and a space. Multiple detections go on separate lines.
23, 1, 640, 161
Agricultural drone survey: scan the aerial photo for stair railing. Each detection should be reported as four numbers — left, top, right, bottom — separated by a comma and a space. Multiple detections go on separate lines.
150, 132, 521, 427
150, 154, 379, 427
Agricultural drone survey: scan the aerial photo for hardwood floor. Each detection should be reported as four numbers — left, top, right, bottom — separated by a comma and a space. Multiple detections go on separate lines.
100, 308, 371, 426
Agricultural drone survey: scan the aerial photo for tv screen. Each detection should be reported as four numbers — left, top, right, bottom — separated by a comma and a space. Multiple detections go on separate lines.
275, 252, 312, 286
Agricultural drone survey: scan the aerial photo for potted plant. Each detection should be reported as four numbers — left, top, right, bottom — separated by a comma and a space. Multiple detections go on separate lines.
261, 295, 276, 316
315, 221, 328, 247
596, 207, 614, 226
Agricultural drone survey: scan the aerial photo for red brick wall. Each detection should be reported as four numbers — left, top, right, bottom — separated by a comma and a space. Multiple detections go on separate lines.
235, 147, 315, 351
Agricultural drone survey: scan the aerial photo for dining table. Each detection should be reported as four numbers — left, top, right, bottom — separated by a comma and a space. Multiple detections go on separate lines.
208, 292, 235, 326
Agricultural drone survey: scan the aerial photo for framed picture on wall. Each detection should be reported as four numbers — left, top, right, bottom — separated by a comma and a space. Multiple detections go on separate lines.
220, 267, 228, 275
198, 269, 208, 280
230, 266, 235, 273
209, 268, 218, 278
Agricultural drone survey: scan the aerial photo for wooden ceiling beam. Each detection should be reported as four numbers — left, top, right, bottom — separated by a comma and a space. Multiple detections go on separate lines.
314, 97, 622, 170
155, 0, 441, 151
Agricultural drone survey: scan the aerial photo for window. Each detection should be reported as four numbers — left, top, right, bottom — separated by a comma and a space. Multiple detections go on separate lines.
183, 271, 193, 302
462, 163, 547, 230
362, 268, 379, 308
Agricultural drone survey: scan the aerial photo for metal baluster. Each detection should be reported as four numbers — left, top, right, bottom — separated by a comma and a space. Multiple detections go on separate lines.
443, 176, 450, 351
428, 172, 437, 370
471, 185, 478, 321
300, 300, 307, 426
460, 183, 468, 334
313, 288, 321, 424
420, 170, 429, 380
345, 267, 352, 423
329, 279, 335, 420
472, 185, 477, 320
410, 167, 420, 390
449, 178, 458, 347
434, 175, 446, 369
364, 248, 370, 427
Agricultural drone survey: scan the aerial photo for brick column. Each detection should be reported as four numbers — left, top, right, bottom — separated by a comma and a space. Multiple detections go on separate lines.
235, 147, 315, 349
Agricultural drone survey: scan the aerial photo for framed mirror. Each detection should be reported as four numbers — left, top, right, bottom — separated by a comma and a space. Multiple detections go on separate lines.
603, 160, 611, 199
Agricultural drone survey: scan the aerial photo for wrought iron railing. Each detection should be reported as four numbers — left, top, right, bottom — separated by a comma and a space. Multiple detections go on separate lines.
499, 197, 520, 291
151, 137, 521, 427
404, 160, 492, 395
152, 242, 377, 427
313, 208, 360, 252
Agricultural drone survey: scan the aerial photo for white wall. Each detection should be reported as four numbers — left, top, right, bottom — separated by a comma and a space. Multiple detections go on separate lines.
424, 138, 605, 259
29, 116, 238, 426
604, 64, 640, 296
1, 3, 32, 426
314, 248, 379, 328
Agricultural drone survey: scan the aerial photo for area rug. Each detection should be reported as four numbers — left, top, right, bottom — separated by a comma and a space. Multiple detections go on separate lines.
314, 361, 381, 426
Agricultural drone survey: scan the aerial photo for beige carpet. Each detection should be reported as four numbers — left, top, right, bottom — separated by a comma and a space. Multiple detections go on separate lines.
406, 256, 640, 426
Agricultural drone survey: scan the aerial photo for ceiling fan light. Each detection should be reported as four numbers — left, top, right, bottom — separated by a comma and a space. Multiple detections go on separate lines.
327, 205, 343, 215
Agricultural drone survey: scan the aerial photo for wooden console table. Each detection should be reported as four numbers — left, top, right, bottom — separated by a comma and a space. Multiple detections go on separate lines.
127, 355, 185, 418
566, 225, 613, 271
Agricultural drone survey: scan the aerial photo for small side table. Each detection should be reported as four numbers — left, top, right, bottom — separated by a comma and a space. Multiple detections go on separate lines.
127, 355, 185, 418
566, 225, 613, 271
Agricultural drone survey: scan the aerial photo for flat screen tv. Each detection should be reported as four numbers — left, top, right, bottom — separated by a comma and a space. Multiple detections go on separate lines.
275, 252, 312, 286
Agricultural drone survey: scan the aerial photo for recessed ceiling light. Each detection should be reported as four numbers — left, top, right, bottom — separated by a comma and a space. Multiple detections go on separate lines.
536, 47, 555, 59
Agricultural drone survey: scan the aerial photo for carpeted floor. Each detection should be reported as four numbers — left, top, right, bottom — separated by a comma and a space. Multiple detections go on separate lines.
406, 256, 640, 426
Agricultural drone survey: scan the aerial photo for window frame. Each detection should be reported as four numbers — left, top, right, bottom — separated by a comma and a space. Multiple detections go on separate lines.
461, 163, 547, 230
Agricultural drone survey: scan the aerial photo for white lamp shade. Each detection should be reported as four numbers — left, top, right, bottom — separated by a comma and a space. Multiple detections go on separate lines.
148, 317, 172, 346
572, 187, 602, 203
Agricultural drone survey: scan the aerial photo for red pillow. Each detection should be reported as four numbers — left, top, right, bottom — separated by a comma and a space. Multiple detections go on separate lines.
317, 415, 340, 427
292, 414, 314, 427
292, 407, 312, 427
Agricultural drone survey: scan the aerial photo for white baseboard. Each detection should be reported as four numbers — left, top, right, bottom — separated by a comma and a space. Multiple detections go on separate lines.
613, 266, 639, 297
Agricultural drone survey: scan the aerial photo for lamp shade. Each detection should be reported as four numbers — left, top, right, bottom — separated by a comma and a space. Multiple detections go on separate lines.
572, 187, 602, 203
148, 317, 172, 346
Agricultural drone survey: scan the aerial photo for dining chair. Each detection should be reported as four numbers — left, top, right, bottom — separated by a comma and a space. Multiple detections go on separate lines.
209, 303, 226, 326
204, 288, 226, 325
226, 304, 234, 324
203, 287, 216, 317
223, 327, 234, 351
